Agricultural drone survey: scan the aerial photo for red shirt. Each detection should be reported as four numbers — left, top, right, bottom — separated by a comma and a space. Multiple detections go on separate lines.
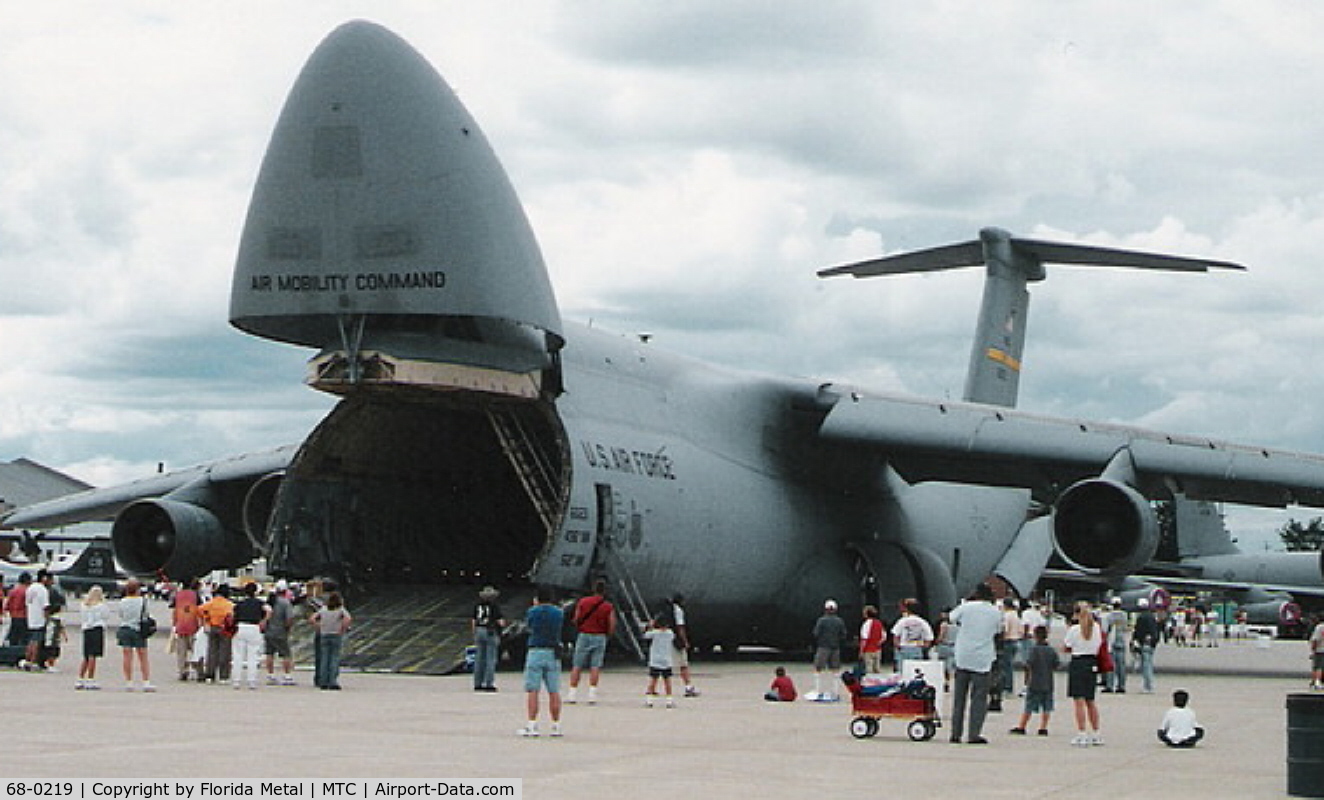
771, 675, 797, 701
4, 584, 26, 619
860, 618, 884, 654
573, 596, 615, 635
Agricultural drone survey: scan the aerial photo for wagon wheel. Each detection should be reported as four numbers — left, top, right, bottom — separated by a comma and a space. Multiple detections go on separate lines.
866, 718, 880, 737
850, 717, 874, 739
920, 720, 937, 741
906, 719, 929, 742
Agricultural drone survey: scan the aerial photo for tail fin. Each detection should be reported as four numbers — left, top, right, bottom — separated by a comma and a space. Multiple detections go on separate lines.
819, 227, 1243, 408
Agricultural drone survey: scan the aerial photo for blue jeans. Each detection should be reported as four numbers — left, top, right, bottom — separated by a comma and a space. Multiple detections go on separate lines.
1107, 643, 1128, 691
473, 628, 500, 689
1001, 640, 1020, 692
316, 633, 344, 688
1138, 644, 1155, 692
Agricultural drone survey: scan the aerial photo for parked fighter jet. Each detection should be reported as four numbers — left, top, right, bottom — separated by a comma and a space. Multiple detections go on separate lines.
6, 22, 1324, 655
0, 544, 122, 595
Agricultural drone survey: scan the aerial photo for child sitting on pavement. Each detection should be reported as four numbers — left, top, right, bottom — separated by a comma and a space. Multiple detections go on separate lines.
1158, 689, 1205, 747
765, 666, 797, 702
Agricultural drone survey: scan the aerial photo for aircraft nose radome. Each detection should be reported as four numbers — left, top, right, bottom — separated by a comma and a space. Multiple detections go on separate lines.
230, 21, 562, 390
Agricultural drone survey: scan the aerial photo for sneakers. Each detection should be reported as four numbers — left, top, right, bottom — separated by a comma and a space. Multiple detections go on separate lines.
1037, 729, 1049, 736
1089, 733, 1104, 746
1070, 733, 1089, 747
141, 682, 156, 693
665, 696, 675, 709
566, 688, 578, 704
549, 723, 563, 738
517, 723, 540, 738
1008, 727, 1027, 735
85, 681, 100, 691
644, 694, 655, 708
684, 686, 700, 698
280, 675, 296, 686
588, 687, 598, 705
267, 675, 280, 685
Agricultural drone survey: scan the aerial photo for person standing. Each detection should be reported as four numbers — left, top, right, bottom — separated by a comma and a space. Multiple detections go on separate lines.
1064, 601, 1104, 747
312, 591, 352, 690
170, 579, 202, 682
263, 580, 297, 686
641, 613, 676, 708
566, 579, 614, 704
229, 582, 270, 690
859, 605, 885, 675
671, 594, 699, 698
1009, 624, 1060, 736
23, 569, 52, 669
518, 587, 564, 737
197, 584, 235, 684
892, 598, 935, 671
77, 585, 109, 690
116, 579, 154, 692
948, 583, 1002, 745
999, 598, 1024, 695
810, 599, 847, 701
470, 585, 505, 693
1132, 598, 1161, 694
4, 572, 29, 647
1102, 598, 1129, 693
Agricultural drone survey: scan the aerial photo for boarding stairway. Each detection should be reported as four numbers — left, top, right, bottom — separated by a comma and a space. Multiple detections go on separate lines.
486, 407, 561, 537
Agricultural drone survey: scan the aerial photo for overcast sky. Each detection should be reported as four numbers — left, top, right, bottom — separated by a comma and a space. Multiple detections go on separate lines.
4, 2, 1323, 549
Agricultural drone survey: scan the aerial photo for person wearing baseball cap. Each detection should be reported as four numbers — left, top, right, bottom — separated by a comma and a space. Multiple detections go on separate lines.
810, 599, 846, 701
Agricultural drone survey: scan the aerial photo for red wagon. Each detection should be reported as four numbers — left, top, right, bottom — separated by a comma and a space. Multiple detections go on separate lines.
843, 673, 941, 741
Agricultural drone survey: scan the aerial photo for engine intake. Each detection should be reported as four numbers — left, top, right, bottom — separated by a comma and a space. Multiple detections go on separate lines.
111, 499, 252, 580
1052, 478, 1158, 577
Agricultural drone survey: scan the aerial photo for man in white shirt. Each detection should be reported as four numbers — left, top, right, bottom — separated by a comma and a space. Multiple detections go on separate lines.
23, 569, 52, 669
948, 583, 1003, 745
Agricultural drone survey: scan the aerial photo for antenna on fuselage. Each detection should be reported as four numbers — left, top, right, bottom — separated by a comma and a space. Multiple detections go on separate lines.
818, 227, 1244, 408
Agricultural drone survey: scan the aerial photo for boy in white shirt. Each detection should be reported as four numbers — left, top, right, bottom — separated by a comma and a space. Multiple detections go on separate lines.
1158, 689, 1204, 747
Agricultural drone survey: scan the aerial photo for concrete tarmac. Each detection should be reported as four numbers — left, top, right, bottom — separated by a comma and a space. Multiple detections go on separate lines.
2, 608, 1317, 799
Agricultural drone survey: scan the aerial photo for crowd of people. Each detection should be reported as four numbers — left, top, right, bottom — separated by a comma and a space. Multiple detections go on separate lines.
0, 572, 350, 692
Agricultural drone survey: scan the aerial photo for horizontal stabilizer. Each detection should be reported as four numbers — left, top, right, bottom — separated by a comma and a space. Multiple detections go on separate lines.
818, 228, 1245, 279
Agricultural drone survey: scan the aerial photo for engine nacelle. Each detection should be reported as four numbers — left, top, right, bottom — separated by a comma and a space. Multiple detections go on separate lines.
111, 499, 253, 580
1240, 599, 1303, 629
1114, 584, 1171, 613
1052, 478, 1159, 578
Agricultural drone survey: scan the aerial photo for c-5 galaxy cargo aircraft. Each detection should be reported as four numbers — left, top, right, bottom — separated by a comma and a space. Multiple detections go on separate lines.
7, 21, 1324, 660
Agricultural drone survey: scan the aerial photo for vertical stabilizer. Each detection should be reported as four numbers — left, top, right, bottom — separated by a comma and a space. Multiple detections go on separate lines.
818, 229, 1243, 409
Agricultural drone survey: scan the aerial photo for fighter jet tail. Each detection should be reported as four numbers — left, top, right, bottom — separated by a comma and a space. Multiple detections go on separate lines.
820, 227, 1244, 408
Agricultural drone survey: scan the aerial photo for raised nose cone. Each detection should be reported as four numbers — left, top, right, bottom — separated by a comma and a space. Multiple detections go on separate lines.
231, 21, 562, 398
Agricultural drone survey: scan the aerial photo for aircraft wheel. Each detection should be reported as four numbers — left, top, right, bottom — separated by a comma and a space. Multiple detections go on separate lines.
850, 717, 873, 739
907, 719, 929, 742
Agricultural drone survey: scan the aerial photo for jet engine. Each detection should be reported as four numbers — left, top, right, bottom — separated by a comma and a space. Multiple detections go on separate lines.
111, 499, 253, 580
1239, 599, 1303, 629
1052, 477, 1159, 577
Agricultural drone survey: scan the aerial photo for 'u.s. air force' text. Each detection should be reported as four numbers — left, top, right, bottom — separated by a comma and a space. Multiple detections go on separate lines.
579, 440, 676, 480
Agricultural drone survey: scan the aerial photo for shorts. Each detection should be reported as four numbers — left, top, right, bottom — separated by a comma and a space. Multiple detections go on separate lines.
117, 626, 147, 650
264, 634, 291, 659
813, 647, 841, 671
1312, 652, 1324, 671
27, 625, 46, 646
572, 633, 607, 670
649, 666, 673, 679
1067, 656, 1097, 700
523, 647, 561, 693
83, 628, 105, 658
673, 642, 690, 668
1023, 688, 1054, 714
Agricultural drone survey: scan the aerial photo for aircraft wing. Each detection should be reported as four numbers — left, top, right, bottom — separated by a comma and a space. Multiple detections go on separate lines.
0, 445, 298, 530
818, 392, 1324, 508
